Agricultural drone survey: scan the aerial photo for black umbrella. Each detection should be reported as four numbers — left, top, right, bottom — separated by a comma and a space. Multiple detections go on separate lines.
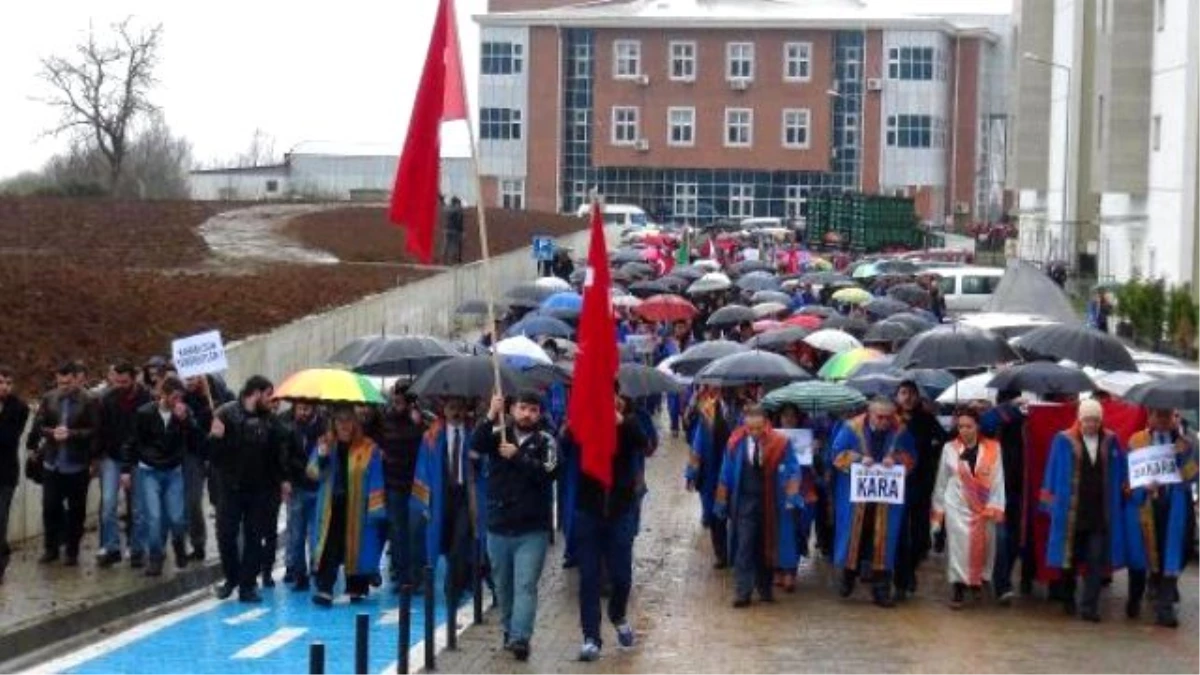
610, 269, 635, 286
670, 265, 706, 281
845, 372, 905, 399
327, 335, 383, 369
520, 362, 574, 388
657, 275, 689, 293
1122, 376, 1199, 410
618, 363, 684, 398
706, 304, 756, 329
876, 259, 920, 275
893, 325, 1019, 370
987, 362, 1096, 396
863, 297, 911, 319
887, 283, 931, 306
609, 248, 646, 265
619, 261, 656, 280
799, 271, 851, 286
628, 279, 673, 298
729, 259, 775, 276
409, 356, 529, 398
1012, 324, 1138, 372
846, 368, 952, 399
456, 298, 506, 316
745, 326, 811, 352
796, 305, 837, 318
504, 281, 555, 309
735, 272, 781, 292
672, 340, 749, 376
505, 314, 574, 339
821, 314, 870, 338
347, 335, 462, 377
863, 320, 914, 344
751, 290, 793, 306
452, 340, 490, 356
694, 350, 812, 388
886, 312, 937, 334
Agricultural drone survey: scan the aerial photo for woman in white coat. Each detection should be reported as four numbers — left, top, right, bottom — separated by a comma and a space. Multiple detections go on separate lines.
931, 409, 1006, 609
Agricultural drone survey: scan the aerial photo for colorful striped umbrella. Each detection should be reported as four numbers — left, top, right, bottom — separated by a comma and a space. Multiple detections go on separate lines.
817, 347, 885, 380
274, 368, 385, 404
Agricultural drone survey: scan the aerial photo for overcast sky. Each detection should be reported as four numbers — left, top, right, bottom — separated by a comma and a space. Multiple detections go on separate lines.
0, 0, 1009, 179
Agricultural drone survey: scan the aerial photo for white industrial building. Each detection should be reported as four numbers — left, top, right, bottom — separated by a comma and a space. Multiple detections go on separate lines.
1008, 0, 1197, 287
189, 141, 477, 203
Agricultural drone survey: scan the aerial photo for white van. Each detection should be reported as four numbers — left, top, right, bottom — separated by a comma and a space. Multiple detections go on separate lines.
575, 203, 650, 228
926, 266, 1005, 313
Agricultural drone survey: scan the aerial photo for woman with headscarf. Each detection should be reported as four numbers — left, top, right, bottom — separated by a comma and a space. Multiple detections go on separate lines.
308, 406, 387, 606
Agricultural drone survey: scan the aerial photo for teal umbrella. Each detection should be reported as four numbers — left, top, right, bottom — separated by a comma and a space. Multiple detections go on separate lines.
762, 381, 867, 415
852, 262, 880, 279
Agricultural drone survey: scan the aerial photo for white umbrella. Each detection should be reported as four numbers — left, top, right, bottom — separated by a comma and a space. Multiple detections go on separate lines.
936, 371, 997, 404
693, 259, 722, 272
494, 335, 552, 365
802, 329, 863, 354
1092, 370, 1157, 397
688, 272, 733, 295
656, 354, 692, 385
534, 276, 572, 292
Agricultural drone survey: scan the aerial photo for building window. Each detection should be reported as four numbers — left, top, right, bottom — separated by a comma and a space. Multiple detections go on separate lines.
571, 181, 588, 206
886, 114, 933, 148
887, 46, 935, 80
667, 107, 696, 146
480, 107, 522, 140
265, 179, 279, 193
781, 108, 811, 149
783, 42, 812, 81
481, 42, 524, 75
614, 40, 642, 78
670, 41, 696, 81
570, 109, 590, 142
729, 184, 754, 218
612, 106, 640, 145
725, 108, 753, 147
673, 182, 698, 218
572, 42, 592, 78
500, 179, 525, 209
726, 42, 754, 81
1152, 114, 1162, 151
844, 46, 861, 81
843, 112, 858, 147
785, 185, 808, 220
1157, 0, 1165, 30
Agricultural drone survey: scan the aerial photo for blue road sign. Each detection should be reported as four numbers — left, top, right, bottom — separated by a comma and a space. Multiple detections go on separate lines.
532, 236, 556, 261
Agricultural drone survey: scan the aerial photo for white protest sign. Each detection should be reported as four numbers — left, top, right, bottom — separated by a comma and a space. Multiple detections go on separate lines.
172, 330, 228, 379
1127, 444, 1181, 489
779, 428, 814, 466
742, 248, 761, 261
850, 463, 906, 505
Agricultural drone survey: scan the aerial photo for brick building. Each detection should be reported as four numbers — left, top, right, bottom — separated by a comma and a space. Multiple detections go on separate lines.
474, 0, 1009, 227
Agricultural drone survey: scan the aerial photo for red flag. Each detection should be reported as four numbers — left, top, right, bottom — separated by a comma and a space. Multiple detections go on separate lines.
568, 204, 618, 490
388, 0, 468, 263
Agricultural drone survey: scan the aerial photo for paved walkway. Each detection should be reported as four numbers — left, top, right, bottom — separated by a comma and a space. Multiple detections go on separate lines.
434, 427, 1199, 674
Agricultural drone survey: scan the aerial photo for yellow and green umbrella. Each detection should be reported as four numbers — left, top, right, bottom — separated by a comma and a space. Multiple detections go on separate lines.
818, 347, 885, 381
274, 368, 385, 404
831, 286, 872, 306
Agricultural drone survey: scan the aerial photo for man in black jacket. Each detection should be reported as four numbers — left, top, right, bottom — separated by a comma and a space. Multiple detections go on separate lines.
125, 377, 199, 577
369, 383, 427, 591
893, 380, 947, 601
29, 361, 100, 566
573, 392, 648, 663
0, 366, 30, 583
280, 400, 325, 590
209, 375, 290, 602
182, 374, 232, 561
97, 361, 153, 568
472, 391, 558, 662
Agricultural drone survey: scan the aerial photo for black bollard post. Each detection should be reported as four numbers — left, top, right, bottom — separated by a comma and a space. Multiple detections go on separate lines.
424, 565, 436, 671
354, 613, 369, 674
472, 541, 484, 625
309, 642, 326, 675
398, 583, 411, 675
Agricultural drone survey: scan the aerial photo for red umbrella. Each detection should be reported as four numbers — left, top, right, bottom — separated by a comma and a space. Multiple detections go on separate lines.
753, 319, 783, 333
633, 294, 698, 323
784, 314, 823, 329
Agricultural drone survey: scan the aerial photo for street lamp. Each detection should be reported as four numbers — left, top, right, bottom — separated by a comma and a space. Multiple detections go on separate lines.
1023, 51, 1072, 266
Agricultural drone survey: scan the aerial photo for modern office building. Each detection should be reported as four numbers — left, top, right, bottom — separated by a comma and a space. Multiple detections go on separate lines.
474, 0, 1010, 227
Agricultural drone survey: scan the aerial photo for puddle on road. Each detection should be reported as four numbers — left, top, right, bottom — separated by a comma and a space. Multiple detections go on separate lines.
199, 205, 340, 265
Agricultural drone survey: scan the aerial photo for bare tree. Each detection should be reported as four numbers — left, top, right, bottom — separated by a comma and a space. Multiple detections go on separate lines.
38, 18, 163, 192
236, 128, 279, 167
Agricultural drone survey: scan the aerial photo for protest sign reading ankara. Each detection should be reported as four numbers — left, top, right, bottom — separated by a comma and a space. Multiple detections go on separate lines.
1127, 444, 1181, 490
172, 330, 229, 379
850, 463, 906, 505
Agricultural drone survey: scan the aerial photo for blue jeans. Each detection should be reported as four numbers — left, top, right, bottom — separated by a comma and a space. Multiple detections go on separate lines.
138, 464, 185, 561
100, 457, 145, 555
285, 488, 318, 578
386, 490, 425, 587
486, 530, 549, 643
573, 509, 636, 645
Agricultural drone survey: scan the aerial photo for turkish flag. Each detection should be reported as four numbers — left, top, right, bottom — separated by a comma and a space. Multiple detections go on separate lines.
388, 0, 468, 263
568, 205, 618, 489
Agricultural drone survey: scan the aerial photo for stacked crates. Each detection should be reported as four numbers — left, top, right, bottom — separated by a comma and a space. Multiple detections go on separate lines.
805, 191, 925, 252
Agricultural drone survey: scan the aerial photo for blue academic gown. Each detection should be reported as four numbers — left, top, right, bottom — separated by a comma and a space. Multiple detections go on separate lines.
715, 429, 803, 571
411, 420, 488, 568
829, 415, 916, 572
686, 396, 740, 525
1122, 429, 1198, 576
1038, 425, 1129, 572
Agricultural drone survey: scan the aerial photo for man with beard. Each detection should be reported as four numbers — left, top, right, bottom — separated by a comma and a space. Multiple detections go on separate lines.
209, 376, 290, 603
472, 391, 557, 662
97, 361, 152, 568
893, 380, 947, 601
280, 400, 325, 590
369, 383, 427, 591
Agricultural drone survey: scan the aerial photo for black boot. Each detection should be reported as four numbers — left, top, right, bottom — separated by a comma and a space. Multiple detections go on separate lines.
173, 539, 189, 569
145, 558, 164, 577
950, 583, 966, 610
838, 570, 856, 598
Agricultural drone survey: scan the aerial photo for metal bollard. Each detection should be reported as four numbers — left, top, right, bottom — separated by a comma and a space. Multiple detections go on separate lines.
424, 565, 436, 671
354, 613, 369, 675
397, 583, 412, 674
473, 541, 484, 625
309, 642, 326, 675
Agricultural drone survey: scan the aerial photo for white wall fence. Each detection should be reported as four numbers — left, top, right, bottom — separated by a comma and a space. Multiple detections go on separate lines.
6, 225, 602, 546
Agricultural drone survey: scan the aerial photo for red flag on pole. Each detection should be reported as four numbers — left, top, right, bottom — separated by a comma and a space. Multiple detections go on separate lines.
568, 204, 619, 489
388, 0, 468, 264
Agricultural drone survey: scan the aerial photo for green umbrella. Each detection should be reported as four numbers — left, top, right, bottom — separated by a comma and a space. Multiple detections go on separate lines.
762, 381, 867, 415
852, 262, 880, 279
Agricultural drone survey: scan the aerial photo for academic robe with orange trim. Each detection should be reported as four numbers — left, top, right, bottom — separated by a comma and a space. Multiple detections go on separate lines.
714, 426, 803, 570
829, 415, 916, 573
307, 437, 387, 576
931, 438, 1006, 586
1122, 429, 1198, 577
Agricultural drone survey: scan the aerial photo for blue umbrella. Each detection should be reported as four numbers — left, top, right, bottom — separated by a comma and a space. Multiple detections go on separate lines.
505, 314, 574, 339
540, 291, 583, 313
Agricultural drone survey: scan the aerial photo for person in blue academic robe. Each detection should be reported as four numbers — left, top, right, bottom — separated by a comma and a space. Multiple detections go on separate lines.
1038, 399, 1128, 622
411, 397, 488, 603
714, 405, 802, 607
828, 399, 916, 608
685, 387, 739, 568
659, 321, 693, 438
1122, 408, 1198, 628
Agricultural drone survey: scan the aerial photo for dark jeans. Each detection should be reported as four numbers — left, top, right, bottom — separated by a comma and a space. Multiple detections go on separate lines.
315, 494, 370, 596
441, 489, 475, 604
183, 454, 208, 555
217, 488, 270, 592
574, 509, 636, 645
261, 493, 282, 576
1061, 530, 1108, 615
43, 470, 89, 556
386, 489, 424, 588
